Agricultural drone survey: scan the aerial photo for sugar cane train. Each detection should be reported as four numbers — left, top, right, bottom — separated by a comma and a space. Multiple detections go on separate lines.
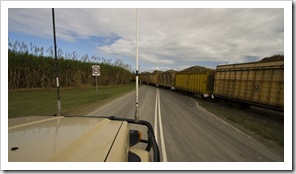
137, 55, 284, 111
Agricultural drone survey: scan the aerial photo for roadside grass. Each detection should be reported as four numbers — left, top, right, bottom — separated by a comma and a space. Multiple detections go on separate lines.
9, 83, 135, 117
197, 99, 284, 147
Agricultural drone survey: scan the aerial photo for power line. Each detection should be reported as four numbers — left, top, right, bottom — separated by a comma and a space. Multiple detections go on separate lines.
196, 9, 283, 49
225, 9, 282, 37
224, 16, 283, 42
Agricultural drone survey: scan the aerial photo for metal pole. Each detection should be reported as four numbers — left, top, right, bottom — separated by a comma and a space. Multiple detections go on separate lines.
52, 8, 62, 116
135, 8, 140, 122
96, 76, 98, 96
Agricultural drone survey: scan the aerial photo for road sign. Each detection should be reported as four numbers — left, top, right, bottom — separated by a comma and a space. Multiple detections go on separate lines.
92, 65, 100, 76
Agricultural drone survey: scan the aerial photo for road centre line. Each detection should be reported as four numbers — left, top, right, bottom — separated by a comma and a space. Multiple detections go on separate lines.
154, 90, 158, 144
155, 88, 168, 162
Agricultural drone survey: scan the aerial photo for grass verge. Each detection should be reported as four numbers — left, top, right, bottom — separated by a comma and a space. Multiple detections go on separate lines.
9, 83, 135, 117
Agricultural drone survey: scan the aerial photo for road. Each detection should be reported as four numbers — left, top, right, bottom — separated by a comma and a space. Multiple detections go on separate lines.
88, 84, 283, 162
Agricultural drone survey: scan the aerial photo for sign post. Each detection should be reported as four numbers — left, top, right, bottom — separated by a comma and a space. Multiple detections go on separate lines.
92, 65, 100, 96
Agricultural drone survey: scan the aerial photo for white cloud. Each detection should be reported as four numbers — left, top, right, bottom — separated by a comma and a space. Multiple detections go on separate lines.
8, 8, 284, 71
9, 8, 52, 38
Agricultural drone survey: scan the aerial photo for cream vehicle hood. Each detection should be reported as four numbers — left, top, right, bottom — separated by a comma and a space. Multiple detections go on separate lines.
9, 116, 132, 162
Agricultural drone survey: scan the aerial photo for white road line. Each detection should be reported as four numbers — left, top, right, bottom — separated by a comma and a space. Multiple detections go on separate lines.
190, 97, 245, 133
190, 98, 199, 107
9, 117, 63, 130
157, 88, 168, 162
154, 89, 158, 144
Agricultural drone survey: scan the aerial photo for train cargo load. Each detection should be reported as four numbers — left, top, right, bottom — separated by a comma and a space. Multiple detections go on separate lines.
214, 56, 284, 111
174, 66, 215, 98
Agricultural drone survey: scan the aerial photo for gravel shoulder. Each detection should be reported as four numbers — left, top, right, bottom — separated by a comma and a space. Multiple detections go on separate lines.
194, 97, 284, 157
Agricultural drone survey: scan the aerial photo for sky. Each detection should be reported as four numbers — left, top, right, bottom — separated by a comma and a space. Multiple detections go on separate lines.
7, 3, 285, 73
1, 1, 293, 171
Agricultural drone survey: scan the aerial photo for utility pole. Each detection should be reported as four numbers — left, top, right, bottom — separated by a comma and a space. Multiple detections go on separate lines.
52, 8, 62, 116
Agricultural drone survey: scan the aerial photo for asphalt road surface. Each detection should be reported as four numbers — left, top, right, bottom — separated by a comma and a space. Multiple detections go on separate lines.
88, 84, 283, 162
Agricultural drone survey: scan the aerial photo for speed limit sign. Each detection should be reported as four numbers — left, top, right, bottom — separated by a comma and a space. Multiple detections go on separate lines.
92, 65, 100, 76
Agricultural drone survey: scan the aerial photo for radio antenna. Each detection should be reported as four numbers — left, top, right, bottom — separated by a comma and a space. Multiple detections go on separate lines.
135, 8, 140, 122
52, 8, 62, 116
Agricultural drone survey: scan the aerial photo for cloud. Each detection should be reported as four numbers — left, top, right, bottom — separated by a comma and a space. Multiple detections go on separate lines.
9, 8, 53, 38
8, 8, 284, 71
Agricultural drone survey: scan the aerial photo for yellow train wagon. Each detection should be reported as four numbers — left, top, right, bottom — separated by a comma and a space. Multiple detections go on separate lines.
175, 71, 215, 98
214, 60, 284, 111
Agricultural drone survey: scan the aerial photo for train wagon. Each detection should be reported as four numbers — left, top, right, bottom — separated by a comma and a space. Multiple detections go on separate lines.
214, 60, 284, 111
141, 73, 150, 84
174, 67, 215, 98
148, 72, 159, 85
157, 70, 177, 89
